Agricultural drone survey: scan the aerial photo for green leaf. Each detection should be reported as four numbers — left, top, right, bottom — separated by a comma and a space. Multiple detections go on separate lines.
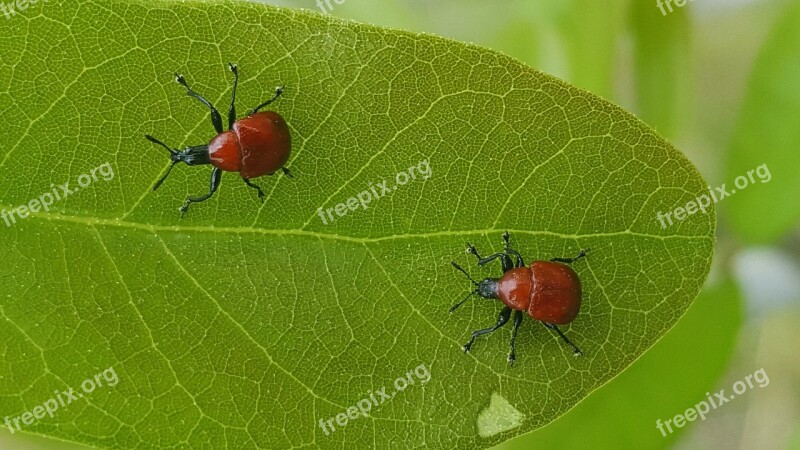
726, 2, 800, 243
0, 1, 714, 448
492, 278, 743, 450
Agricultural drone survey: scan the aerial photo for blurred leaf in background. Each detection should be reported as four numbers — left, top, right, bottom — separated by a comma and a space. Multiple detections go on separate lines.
630, 0, 692, 139
726, 2, 800, 244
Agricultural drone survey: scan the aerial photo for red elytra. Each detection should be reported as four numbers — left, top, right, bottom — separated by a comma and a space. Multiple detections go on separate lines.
497, 262, 581, 325
450, 232, 588, 366
208, 111, 291, 178
145, 63, 292, 217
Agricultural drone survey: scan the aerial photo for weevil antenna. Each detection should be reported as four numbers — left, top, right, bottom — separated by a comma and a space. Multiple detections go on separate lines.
451, 261, 479, 286
152, 161, 178, 191
146, 135, 181, 191
450, 289, 479, 313
145, 134, 179, 157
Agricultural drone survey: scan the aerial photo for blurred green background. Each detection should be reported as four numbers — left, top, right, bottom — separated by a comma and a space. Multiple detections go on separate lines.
4, 0, 799, 448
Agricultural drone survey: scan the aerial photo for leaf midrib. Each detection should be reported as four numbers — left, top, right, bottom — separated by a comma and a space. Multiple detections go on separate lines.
1, 208, 712, 242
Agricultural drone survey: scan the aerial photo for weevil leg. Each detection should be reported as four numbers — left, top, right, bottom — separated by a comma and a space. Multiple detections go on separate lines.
251, 86, 285, 115
463, 307, 512, 354
227, 63, 238, 130
180, 168, 222, 217
466, 243, 514, 272
175, 73, 223, 134
502, 231, 525, 268
508, 310, 525, 366
242, 177, 265, 202
543, 322, 582, 356
551, 248, 589, 265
